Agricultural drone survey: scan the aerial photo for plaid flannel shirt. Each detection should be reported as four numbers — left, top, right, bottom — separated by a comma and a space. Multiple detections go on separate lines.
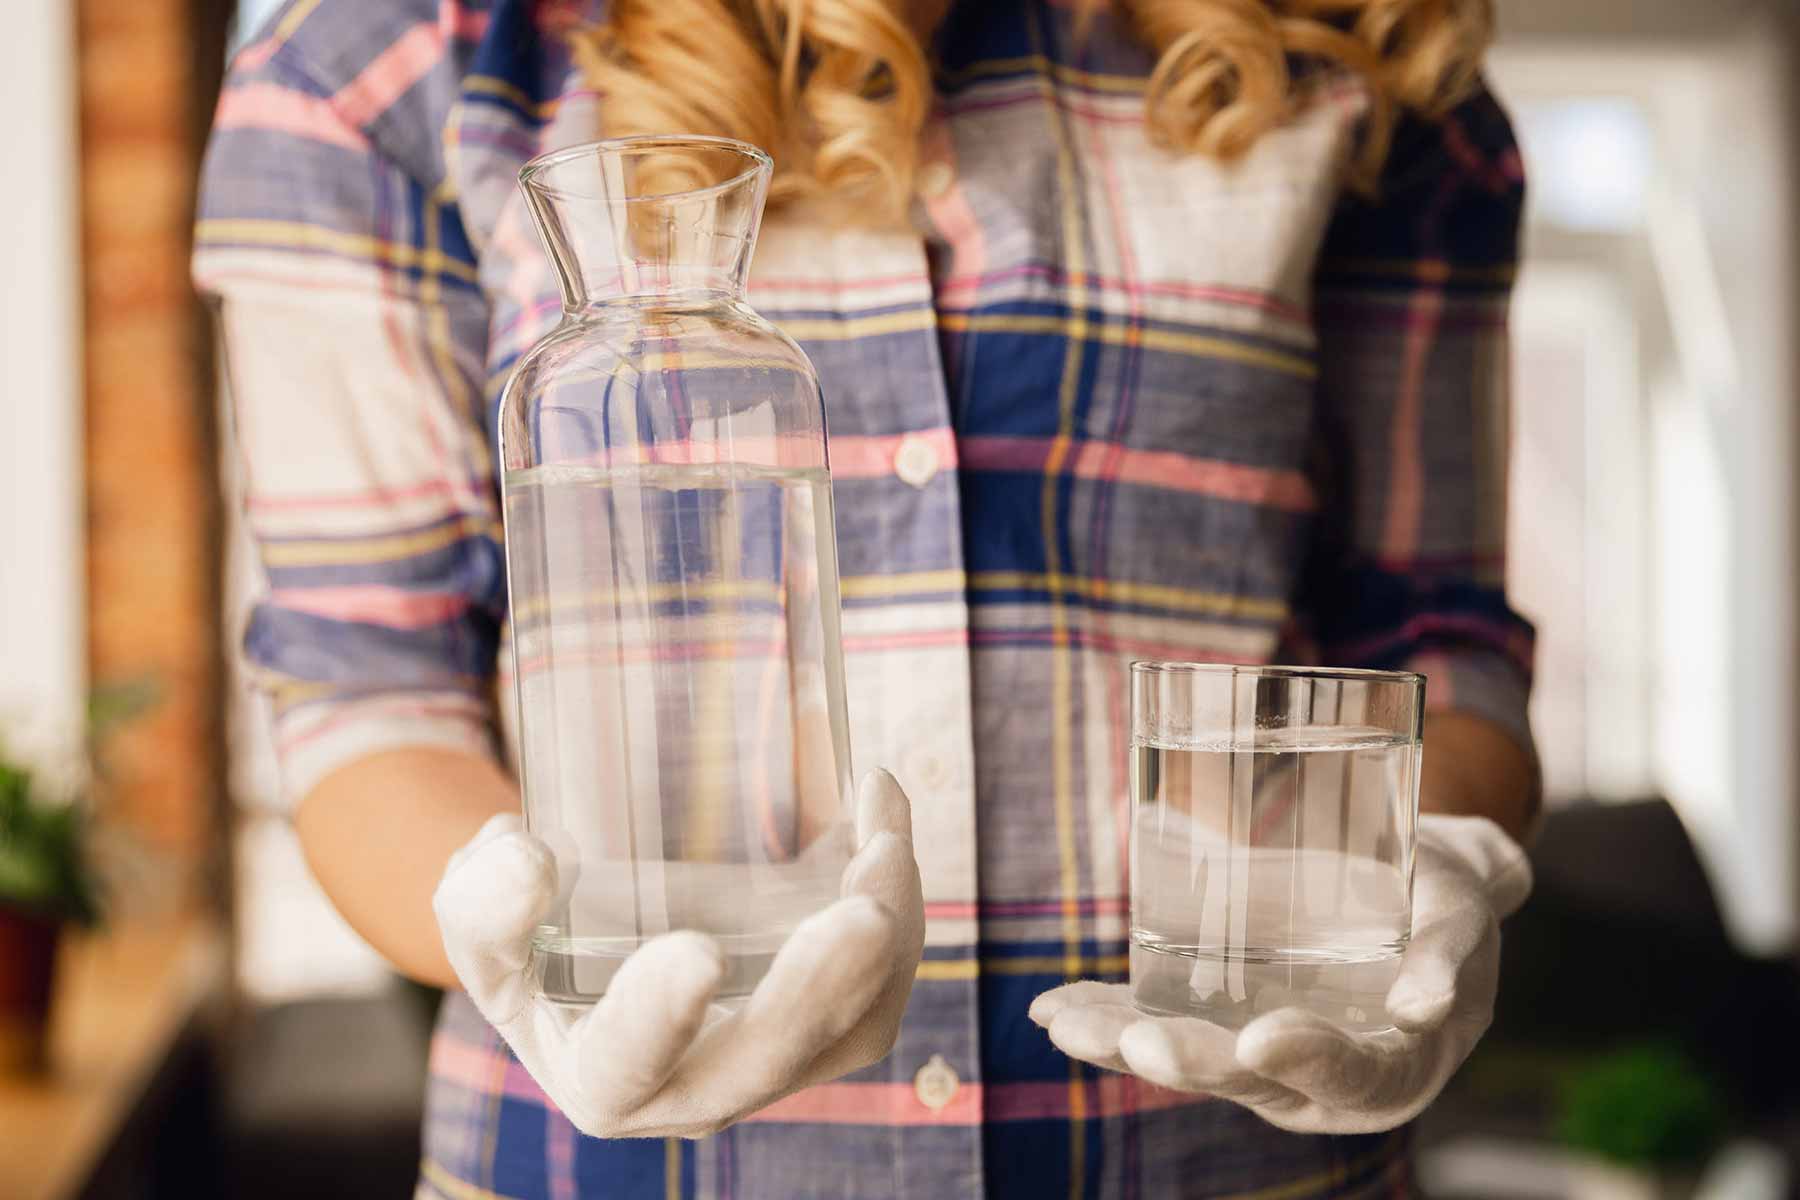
196, 0, 1533, 1196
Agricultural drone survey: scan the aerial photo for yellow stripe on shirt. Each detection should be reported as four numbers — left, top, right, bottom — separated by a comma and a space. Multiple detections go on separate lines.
970, 572, 1289, 622
272, 0, 325, 43
195, 219, 482, 285
839, 569, 967, 599
419, 1158, 523, 1200
913, 953, 1128, 982
937, 313, 1317, 379
774, 309, 939, 343
462, 74, 560, 118
259, 515, 499, 568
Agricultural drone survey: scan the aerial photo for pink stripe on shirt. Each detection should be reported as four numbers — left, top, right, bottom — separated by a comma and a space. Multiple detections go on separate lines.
431, 1029, 1207, 1127
1380, 271, 1447, 558
1330, 612, 1533, 667
334, 23, 444, 129
233, 38, 280, 72
830, 429, 959, 479
214, 83, 370, 152
961, 436, 1315, 511
435, 1033, 985, 1126
747, 1081, 983, 1126
935, 263, 1306, 322
432, 1032, 552, 1104
752, 272, 929, 294
510, 431, 960, 481
442, 2, 491, 43
983, 1077, 1206, 1122
271, 585, 470, 629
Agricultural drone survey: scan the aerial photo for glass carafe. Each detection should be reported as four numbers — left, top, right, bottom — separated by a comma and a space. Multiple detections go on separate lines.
499, 137, 853, 1006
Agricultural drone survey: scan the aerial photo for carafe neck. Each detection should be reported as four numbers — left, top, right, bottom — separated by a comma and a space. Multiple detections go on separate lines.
520, 137, 771, 312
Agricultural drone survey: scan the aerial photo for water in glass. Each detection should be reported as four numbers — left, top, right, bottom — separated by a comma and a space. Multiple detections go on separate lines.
1130, 698, 1420, 1033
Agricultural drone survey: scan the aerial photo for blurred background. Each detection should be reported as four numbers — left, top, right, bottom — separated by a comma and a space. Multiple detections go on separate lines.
1, 1, 1797, 1197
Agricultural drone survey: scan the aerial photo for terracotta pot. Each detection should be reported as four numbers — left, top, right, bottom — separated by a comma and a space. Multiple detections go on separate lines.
0, 907, 61, 1074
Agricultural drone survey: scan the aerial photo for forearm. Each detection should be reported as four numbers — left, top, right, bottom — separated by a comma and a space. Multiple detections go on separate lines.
295, 746, 519, 988
1421, 712, 1540, 843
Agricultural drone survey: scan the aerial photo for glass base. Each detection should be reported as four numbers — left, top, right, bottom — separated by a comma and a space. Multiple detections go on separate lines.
1129, 936, 1405, 1034
529, 930, 786, 1007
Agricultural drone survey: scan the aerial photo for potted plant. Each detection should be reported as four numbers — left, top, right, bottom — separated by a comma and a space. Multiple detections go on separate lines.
0, 746, 102, 1072
1556, 1043, 1729, 1200
0, 683, 153, 1073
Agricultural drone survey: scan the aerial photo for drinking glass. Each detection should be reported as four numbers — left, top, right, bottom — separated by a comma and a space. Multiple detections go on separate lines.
1129, 663, 1424, 1032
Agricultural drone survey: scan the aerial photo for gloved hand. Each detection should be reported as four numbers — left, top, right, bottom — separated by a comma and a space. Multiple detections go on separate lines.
433, 768, 924, 1139
1029, 813, 1532, 1134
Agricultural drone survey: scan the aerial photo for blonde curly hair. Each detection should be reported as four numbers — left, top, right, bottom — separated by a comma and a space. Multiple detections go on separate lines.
569, 0, 1491, 220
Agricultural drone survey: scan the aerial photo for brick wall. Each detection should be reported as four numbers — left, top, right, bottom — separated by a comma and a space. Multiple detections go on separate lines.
78, 0, 230, 896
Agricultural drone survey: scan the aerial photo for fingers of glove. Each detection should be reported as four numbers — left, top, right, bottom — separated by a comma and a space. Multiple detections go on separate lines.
855, 768, 914, 847
792, 793, 926, 1094
574, 931, 727, 1112
799, 899, 922, 1087
842, 830, 924, 945
432, 828, 557, 1026
1115, 1019, 1306, 1110
662, 895, 898, 1110
844, 772, 924, 953
1044, 1001, 1137, 1072
1235, 1008, 1434, 1119
1418, 814, 1534, 918
1385, 902, 1494, 1031
1029, 981, 1132, 1030
796, 987, 910, 1088
789, 933, 922, 1090
740, 895, 897, 1051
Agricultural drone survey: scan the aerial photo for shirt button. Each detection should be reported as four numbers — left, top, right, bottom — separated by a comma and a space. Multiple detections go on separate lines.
894, 435, 940, 488
911, 751, 950, 793
916, 161, 955, 199
913, 1054, 959, 1111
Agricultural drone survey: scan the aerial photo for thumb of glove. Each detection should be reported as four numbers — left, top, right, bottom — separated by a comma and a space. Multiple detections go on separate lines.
433, 815, 559, 1027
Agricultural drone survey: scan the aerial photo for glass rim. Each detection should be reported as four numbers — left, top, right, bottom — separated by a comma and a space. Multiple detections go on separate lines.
1129, 661, 1425, 686
519, 135, 774, 205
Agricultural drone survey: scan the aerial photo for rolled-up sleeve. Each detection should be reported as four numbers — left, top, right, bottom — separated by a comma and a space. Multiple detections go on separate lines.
194, 46, 504, 800
1301, 82, 1536, 754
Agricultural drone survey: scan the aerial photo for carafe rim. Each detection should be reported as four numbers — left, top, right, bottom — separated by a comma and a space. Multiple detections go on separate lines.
519, 134, 774, 206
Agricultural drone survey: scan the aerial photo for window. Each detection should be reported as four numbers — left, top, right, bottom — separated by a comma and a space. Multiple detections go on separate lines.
1492, 27, 1797, 954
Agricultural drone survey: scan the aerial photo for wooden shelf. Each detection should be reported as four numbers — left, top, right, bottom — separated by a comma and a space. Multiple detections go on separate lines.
0, 915, 227, 1200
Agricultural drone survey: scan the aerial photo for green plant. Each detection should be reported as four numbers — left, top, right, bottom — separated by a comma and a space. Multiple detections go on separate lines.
0, 680, 157, 928
0, 755, 102, 926
1556, 1043, 1729, 1168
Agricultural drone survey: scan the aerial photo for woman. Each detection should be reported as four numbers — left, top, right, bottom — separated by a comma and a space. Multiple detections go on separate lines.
196, 0, 1539, 1195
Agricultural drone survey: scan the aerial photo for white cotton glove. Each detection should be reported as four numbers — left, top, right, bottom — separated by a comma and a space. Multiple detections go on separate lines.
432, 768, 925, 1139
1029, 813, 1532, 1134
